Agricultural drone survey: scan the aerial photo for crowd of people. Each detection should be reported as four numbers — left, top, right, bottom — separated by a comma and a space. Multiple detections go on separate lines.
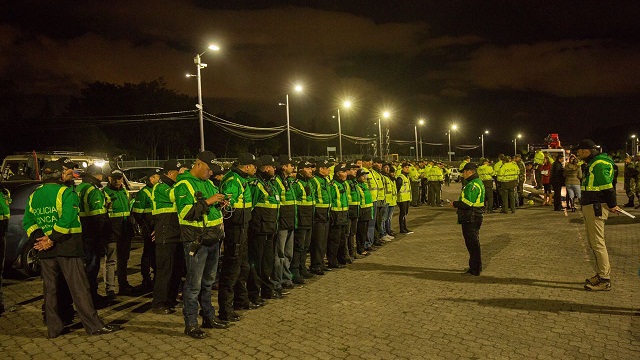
0, 139, 628, 338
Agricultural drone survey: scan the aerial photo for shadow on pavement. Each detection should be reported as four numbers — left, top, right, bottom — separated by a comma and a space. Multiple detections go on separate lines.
350, 263, 583, 291
438, 297, 640, 316
482, 235, 511, 268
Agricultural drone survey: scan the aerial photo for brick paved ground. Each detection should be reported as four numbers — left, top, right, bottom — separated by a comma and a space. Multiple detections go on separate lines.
1, 185, 639, 359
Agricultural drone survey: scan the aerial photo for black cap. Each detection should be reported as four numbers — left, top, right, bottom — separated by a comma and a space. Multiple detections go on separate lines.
356, 168, 369, 177
85, 164, 105, 176
109, 169, 124, 178
197, 151, 217, 167
574, 139, 597, 150
462, 163, 477, 171
362, 154, 372, 161
307, 158, 317, 166
57, 157, 78, 169
162, 159, 183, 172
373, 157, 384, 164
43, 161, 63, 173
237, 153, 256, 166
148, 168, 162, 178
256, 155, 275, 167
277, 155, 294, 166
401, 162, 411, 168
297, 160, 314, 169
317, 159, 331, 168
348, 162, 359, 169
327, 157, 336, 163
210, 163, 225, 175
334, 164, 348, 174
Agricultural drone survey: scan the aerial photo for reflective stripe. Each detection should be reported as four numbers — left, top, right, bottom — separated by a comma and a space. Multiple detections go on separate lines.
254, 182, 279, 209
175, 178, 223, 228
398, 174, 411, 202
255, 203, 279, 209
26, 223, 39, 237
55, 187, 65, 217
348, 201, 360, 205
109, 212, 129, 218
331, 207, 347, 211
152, 207, 177, 214
276, 176, 296, 206
233, 202, 253, 208
152, 184, 177, 215
360, 203, 373, 208
179, 216, 223, 227
460, 182, 484, 207
53, 223, 82, 234
132, 208, 152, 213
80, 186, 108, 217
584, 159, 614, 191
315, 203, 330, 208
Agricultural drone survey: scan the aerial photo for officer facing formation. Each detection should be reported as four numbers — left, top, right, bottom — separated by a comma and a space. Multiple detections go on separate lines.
132, 168, 161, 290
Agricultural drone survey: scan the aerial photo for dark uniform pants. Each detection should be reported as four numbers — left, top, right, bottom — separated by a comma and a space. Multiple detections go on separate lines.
291, 228, 312, 279
218, 222, 249, 317
356, 220, 369, 254
482, 180, 494, 212
310, 220, 329, 270
397, 201, 409, 232
411, 181, 421, 206
81, 216, 106, 298
462, 220, 482, 276
428, 181, 442, 206
41, 257, 104, 337
499, 181, 516, 213
152, 242, 184, 308
247, 230, 276, 300
140, 233, 156, 283
327, 218, 348, 266
348, 217, 358, 258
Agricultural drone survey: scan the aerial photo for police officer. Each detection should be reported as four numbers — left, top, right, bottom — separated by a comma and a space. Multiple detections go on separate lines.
426, 162, 444, 207
327, 164, 349, 268
246, 155, 281, 302
24, 161, 119, 338
477, 158, 495, 213
309, 159, 332, 275
218, 153, 256, 322
496, 156, 519, 213
76, 164, 110, 306
0, 183, 10, 315
151, 159, 186, 314
132, 168, 161, 290
453, 163, 485, 276
346, 162, 361, 260
290, 160, 315, 283
514, 154, 526, 207
576, 140, 620, 291
396, 163, 413, 234
273, 155, 297, 290
370, 157, 386, 246
174, 151, 230, 338
355, 168, 374, 255
104, 169, 133, 297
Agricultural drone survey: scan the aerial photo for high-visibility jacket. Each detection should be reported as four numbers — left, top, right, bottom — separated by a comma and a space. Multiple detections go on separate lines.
248, 174, 280, 235
104, 185, 130, 218
174, 171, 224, 244
497, 162, 520, 182
408, 166, 421, 182
274, 173, 296, 230
477, 164, 495, 181
23, 182, 83, 259
76, 178, 107, 217
365, 167, 385, 202
384, 175, 397, 206
356, 181, 373, 221
534, 151, 545, 165
294, 175, 315, 229
311, 174, 332, 222
581, 153, 617, 208
132, 185, 153, 215
493, 160, 503, 173
458, 176, 485, 208
1, 187, 11, 221
329, 180, 349, 212
426, 166, 444, 182
220, 168, 253, 225
397, 173, 412, 202
151, 175, 181, 243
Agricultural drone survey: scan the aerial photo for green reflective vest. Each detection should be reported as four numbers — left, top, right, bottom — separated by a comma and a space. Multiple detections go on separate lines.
174, 171, 223, 228
582, 153, 615, 191
459, 177, 485, 208
311, 175, 332, 210
347, 178, 361, 206
24, 183, 82, 237
356, 181, 373, 220
152, 182, 177, 215
397, 173, 412, 202
1, 188, 11, 221
132, 185, 153, 214
329, 180, 349, 212
76, 182, 107, 217
220, 169, 253, 209
104, 186, 130, 218
365, 167, 385, 201
250, 177, 280, 210
384, 175, 397, 206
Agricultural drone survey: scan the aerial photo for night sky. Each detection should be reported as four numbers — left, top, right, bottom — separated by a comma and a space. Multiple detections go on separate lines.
2, 0, 640, 153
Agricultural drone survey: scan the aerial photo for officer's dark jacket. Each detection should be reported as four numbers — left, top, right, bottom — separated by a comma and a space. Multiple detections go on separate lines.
274, 171, 296, 231
152, 174, 182, 243
249, 171, 279, 235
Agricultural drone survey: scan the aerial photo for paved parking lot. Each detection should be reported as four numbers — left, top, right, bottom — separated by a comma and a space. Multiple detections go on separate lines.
1, 185, 639, 359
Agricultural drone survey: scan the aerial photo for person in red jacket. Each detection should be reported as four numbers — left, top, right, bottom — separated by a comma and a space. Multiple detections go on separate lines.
540, 156, 552, 206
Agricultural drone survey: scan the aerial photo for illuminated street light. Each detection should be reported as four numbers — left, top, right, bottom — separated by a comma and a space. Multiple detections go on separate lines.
481, 130, 489, 159
187, 44, 220, 152
279, 84, 303, 158
448, 124, 458, 162
415, 119, 426, 161
631, 134, 638, 157
379, 111, 391, 159
337, 100, 352, 161
514, 133, 522, 155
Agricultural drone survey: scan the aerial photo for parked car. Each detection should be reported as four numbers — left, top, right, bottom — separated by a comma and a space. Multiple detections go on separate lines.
450, 168, 462, 182
3, 182, 41, 276
121, 167, 162, 193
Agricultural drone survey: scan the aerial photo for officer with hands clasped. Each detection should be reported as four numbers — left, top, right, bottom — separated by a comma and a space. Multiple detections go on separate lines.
452, 163, 485, 276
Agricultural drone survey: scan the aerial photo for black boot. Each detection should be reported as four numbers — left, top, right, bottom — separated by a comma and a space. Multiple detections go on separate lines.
623, 196, 634, 208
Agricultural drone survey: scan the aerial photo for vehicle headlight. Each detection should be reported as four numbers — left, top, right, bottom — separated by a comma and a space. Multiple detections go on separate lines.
94, 161, 105, 167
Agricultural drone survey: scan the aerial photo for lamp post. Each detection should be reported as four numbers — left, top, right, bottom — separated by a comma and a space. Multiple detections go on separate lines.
514, 134, 522, 155
417, 119, 425, 159
631, 134, 638, 157
279, 85, 303, 158
415, 119, 425, 161
337, 100, 351, 161
187, 44, 219, 152
481, 130, 489, 158
448, 124, 458, 162
379, 111, 390, 160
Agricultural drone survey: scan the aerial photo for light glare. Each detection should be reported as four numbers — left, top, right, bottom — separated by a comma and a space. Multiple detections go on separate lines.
208, 45, 220, 51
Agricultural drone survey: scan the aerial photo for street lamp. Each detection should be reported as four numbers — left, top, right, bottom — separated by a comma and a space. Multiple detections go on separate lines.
415, 119, 425, 161
336, 100, 351, 161
187, 44, 220, 152
379, 111, 391, 159
514, 134, 522, 155
631, 134, 638, 157
279, 85, 303, 158
448, 124, 458, 162
481, 130, 489, 159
